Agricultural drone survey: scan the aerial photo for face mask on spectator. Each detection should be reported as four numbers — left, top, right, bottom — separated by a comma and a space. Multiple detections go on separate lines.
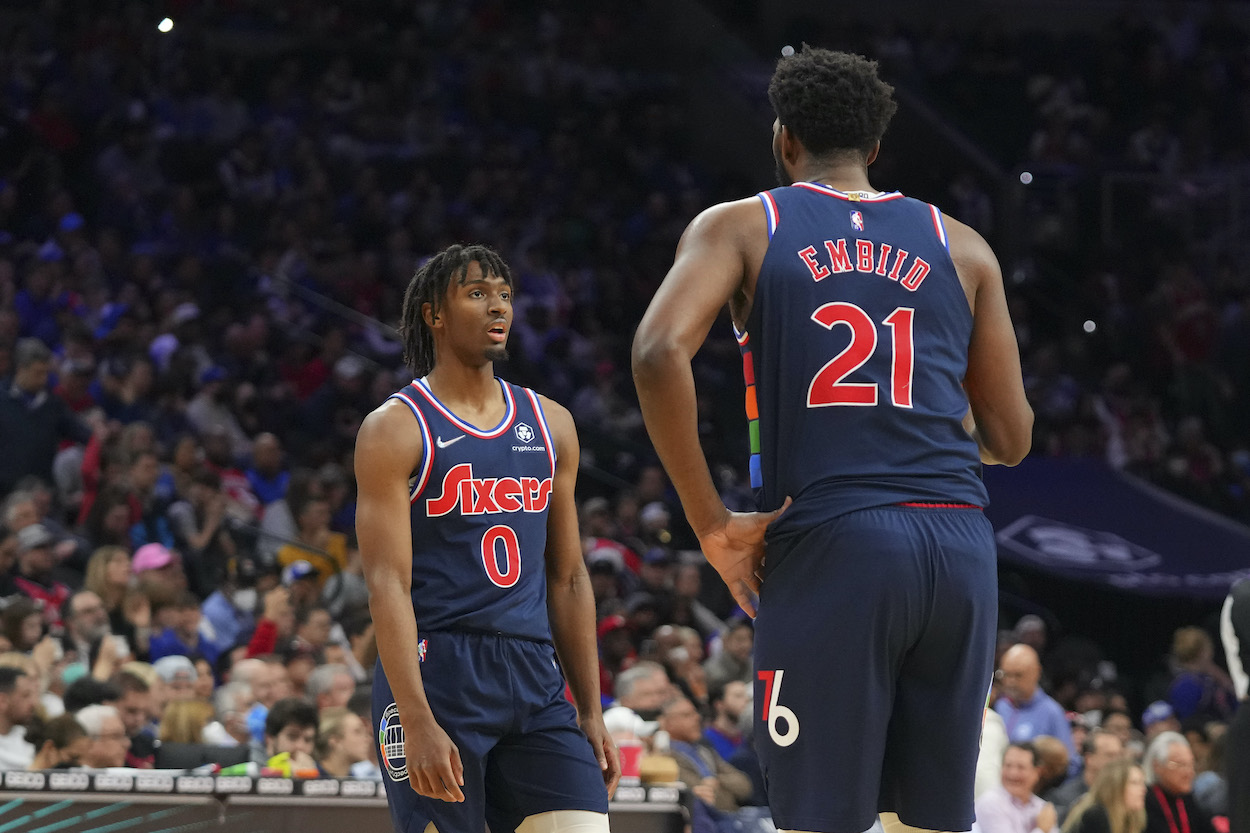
232, 588, 257, 612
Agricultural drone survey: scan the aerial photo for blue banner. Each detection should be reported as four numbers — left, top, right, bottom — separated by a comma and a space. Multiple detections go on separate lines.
983, 458, 1250, 600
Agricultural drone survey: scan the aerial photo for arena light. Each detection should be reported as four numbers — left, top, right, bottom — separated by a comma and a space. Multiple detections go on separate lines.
158, 17, 174, 33
1019, 171, 1034, 185
1083, 320, 1097, 334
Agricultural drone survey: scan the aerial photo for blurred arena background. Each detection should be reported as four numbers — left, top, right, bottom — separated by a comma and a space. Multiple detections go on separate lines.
0, 0, 1246, 826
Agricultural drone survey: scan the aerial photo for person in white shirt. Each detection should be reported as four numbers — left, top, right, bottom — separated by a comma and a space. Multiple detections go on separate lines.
0, 667, 38, 770
201, 681, 254, 747
977, 708, 1011, 799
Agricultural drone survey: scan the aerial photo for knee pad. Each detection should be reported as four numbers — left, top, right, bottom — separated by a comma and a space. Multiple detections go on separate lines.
515, 809, 612, 833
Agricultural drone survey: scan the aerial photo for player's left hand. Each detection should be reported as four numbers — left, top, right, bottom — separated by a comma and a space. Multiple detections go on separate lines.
697, 497, 791, 618
580, 715, 621, 798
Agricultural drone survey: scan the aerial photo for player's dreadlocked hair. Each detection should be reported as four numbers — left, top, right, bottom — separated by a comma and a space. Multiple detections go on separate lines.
399, 244, 512, 377
768, 46, 897, 160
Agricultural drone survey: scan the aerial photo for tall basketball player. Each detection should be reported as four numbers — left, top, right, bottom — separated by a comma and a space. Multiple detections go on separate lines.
356, 244, 618, 833
633, 47, 1033, 833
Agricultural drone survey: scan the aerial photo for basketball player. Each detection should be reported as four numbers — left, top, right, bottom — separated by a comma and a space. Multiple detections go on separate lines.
632, 47, 1033, 833
356, 244, 619, 833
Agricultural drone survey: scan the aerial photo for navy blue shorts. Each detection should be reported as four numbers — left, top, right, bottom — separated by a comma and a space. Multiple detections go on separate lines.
372, 631, 609, 833
754, 505, 997, 833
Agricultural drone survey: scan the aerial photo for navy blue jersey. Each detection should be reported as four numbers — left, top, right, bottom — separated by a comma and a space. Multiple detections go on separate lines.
389, 377, 557, 641
742, 182, 988, 536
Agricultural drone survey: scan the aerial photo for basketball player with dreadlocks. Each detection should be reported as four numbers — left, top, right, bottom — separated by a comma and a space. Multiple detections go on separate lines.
356, 244, 618, 833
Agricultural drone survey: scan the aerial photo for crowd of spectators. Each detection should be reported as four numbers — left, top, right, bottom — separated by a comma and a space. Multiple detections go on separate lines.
969, 616, 1240, 833
0, 1, 1244, 828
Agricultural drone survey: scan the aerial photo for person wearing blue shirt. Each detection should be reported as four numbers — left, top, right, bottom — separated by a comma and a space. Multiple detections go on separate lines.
995, 644, 1076, 762
703, 679, 749, 762
245, 433, 290, 505
147, 591, 221, 665
201, 583, 257, 656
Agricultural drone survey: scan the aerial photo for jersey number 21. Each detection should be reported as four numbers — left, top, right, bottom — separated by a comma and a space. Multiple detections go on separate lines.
807, 302, 914, 409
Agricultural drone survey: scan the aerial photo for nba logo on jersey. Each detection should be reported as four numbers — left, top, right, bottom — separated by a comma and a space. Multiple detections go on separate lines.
850, 210, 864, 231
417, 639, 427, 662
379, 703, 408, 782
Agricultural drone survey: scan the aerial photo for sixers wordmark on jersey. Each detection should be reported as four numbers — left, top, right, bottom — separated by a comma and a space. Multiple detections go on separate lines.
388, 376, 557, 641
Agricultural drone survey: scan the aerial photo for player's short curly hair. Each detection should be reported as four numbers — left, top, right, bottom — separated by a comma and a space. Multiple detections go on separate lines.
399, 243, 512, 377
768, 46, 897, 160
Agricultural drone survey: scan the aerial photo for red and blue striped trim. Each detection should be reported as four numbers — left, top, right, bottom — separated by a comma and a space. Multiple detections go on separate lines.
387, 391, 434, 503
523, 388, 557, 479
897, 501, 981, 509
757, 191, 779, 239
929, 204, 950, 252
411, 377, 516, 438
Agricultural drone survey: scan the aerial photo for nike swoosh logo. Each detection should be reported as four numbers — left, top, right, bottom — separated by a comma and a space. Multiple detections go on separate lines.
435, 435, 465, 449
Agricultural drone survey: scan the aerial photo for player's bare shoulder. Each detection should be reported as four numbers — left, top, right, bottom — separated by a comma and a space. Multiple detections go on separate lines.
531, 393, 577, 466
355, 398, 425, 477
684, 196, 770, 256
679, 195, 772, 319
938, 213, 1003, 313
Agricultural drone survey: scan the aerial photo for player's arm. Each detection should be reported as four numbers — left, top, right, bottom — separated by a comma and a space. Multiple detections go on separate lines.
540, 398, 621, 797
355, 402, 464, 803
946, 217, 1033, 466
632, 199, 788, 618
632, 199, 756, 536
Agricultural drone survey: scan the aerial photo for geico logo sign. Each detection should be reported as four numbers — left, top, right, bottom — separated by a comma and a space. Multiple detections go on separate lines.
49, 772, 89, 790
5, 772, 44, 790
257, 778, 294, 795
176, 776, 216, 794
997, 516, 1162, 571
303, 779, 341, 797
94, 773, 134, 791
340, 780, 378, 798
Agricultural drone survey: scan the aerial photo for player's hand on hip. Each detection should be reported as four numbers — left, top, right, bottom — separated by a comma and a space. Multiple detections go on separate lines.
579, 714, 621, 799
405, 717, 465, 802
697, 497, 791, 619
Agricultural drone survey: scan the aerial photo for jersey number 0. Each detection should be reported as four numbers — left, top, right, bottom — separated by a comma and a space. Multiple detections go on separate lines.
481, 524, 521, 588
807, 302, 915, 409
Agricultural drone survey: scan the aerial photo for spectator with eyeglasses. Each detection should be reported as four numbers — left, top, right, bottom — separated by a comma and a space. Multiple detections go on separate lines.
59, 590, 112, 664
75, 704, 130, 768
1142, 732, 1216, 833
995, 644, 1078, 764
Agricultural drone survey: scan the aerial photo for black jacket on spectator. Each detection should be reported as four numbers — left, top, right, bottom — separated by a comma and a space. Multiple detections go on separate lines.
1144, 787, 1217, 833
0, 383, 91, 493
